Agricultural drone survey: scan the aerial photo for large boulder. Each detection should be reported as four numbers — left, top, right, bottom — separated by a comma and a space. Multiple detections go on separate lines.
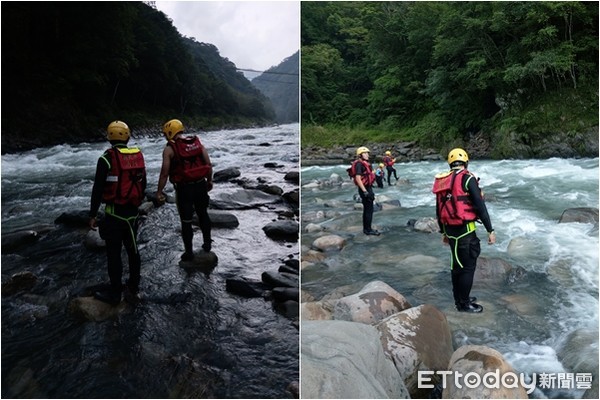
412, 217, 439, 233
213, 167, 241, 182
179, 251, 218, 272
262, 220, 299, 241
84, 229, 105, 250
301, 320, 409, 399
376, 304, 454, 398
556, 328, 599, 399
206, 211, 239, 228
333, 280, 411, 324
68, 296, 127, 322
443, 345, 529, 399
209, 189, 281, 210
1, 230, 39, 253
301, 301, 333, 321
261, 271, 298, 289
474, 257, 515, 285
2, 271, 38, 296
558, 207, 599, 224
311, 235, 346, 252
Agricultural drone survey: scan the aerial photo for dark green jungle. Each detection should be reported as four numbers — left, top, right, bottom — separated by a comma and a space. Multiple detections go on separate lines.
1, 2, 299, 154
301, 1, 599, 158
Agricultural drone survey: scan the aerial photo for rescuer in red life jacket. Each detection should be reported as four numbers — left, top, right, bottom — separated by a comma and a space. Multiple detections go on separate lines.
156, 119, 213, 261
433, 148, 495, 313
350, 146, 380, 236
89, 120, 147, 306
383, 150, 399, 186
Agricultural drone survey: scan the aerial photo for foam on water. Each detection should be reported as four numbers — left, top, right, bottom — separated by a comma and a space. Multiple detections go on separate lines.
301, 157, 599, 398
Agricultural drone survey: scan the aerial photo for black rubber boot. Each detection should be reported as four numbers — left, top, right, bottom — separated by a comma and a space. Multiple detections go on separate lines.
94, 289, 121, 306
457, 302, 483, 313
455, 297, 477, 308
363, 229, 381, 236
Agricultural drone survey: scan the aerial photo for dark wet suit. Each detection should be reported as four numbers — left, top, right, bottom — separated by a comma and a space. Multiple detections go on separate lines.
437, 171, 493, 309
175, 179, 212, 254
90, 145, 145, 301
354, 162, 376, 233
384, 156, 398, 185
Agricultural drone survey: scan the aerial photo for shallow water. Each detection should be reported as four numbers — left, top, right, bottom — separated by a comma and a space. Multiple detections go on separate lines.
2, 124, 299, 398
301, 158, 599, 399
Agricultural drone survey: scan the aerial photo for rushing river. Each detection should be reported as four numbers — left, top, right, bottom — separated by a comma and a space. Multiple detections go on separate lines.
1, 124, 299, 398
301, 157, 598, 399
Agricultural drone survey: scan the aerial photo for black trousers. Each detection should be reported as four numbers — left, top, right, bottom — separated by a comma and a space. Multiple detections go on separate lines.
358, 186, 374, 231
447, 230, 481, 305
99, 213, 141, 293
386, 166, 398, 185
175, 180, 211, 253
375, 176, 384, 188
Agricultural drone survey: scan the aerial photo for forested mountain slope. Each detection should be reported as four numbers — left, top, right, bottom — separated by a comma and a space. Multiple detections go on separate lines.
1, 2, 274, 153
301, 1, 598, 158
252, 51, 299, 123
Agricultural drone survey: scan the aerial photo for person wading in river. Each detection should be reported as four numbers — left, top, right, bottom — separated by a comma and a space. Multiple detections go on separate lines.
383, 150, 399, 186
156, 119, 213, 261
89, 121, 147, 306
349, 146, 380, 236
433, 148, 495, 313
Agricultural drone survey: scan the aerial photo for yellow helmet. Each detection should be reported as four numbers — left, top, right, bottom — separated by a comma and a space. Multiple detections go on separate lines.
163, 119, 184, 141
448, 148, 469, 165
356, 146, 370, 156
107, 121, 130, 142
385, 151, 391, 156
379, 163, 384, 168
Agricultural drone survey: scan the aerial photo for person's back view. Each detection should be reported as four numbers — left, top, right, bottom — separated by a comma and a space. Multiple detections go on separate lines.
89, 120, 147, 305
156, 119, 214, 261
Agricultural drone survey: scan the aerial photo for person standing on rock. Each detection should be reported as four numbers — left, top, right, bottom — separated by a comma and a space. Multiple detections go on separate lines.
374, 163, 385, 189
156, 119, 213, 261
89, 121, 147, 305
432, 148, 495, 313
349, 146, 380, 235
383, 150, 399, 186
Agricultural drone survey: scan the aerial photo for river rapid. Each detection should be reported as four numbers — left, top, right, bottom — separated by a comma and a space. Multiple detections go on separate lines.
1, 124, 299, 398
301, 157, 598, 399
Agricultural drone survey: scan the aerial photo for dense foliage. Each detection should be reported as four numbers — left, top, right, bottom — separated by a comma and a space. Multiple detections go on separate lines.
1, 2, 275, 152
301, 1, 598, 155
253, 51, 300, 123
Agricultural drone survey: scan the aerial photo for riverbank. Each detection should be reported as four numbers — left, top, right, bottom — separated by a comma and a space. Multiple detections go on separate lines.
1, 117, 278, 155
301, 126, 599, 166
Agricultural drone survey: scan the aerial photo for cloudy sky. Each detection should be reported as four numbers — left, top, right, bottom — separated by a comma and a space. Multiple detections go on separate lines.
155, 1, 299, 73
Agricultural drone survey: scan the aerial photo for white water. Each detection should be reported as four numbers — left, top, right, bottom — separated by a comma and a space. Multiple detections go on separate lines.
1, 124, 299, 398
301, 157, 599, 398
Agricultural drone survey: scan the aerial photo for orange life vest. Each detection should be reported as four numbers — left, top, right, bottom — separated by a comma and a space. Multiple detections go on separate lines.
102, 147, 146, 207
432, 169, 478, 226
168, 136, 211, 184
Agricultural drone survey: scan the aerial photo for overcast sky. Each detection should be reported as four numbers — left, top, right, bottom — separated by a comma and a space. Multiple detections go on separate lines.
155, 1, 299, 73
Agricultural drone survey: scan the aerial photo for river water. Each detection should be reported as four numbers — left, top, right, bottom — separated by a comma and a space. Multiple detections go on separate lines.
1, 124, 299, 398
301, 157, 598, 399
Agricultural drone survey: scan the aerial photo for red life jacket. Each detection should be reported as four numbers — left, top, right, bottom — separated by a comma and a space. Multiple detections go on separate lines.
168, 136, 211, 184
102, 147, 146, 207
347, 159, 375, 187
432, 169, 478, 226
383, 156, 394, 167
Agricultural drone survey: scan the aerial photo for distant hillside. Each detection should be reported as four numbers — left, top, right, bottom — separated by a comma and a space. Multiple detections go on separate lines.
1, 2, 275, 153
252, 51, 299, 123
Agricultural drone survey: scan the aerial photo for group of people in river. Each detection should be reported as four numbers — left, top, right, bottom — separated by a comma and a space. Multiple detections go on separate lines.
350, 145, 496, 313
89, 119, 213, 306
